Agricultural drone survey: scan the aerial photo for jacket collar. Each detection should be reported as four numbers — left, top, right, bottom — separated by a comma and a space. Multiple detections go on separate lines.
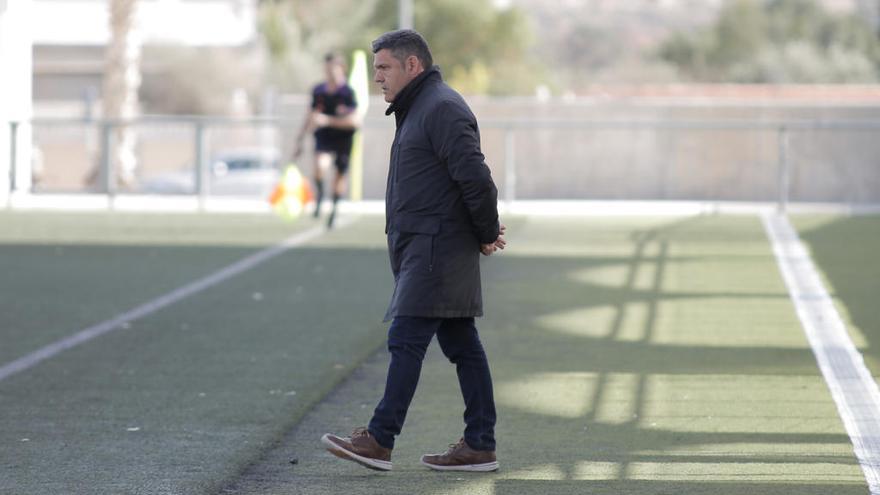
385, 66, 441, 124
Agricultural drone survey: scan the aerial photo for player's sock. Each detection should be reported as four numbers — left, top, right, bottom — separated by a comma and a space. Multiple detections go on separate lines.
314, 179, 324, 218
327, 194, 341, 228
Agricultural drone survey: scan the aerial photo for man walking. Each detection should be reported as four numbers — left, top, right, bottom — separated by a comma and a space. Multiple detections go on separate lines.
321, 29, 506, 472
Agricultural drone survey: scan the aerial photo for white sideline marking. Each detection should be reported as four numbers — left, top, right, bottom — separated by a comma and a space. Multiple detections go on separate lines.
0, 221, 344, 383
762, 212, 880, 493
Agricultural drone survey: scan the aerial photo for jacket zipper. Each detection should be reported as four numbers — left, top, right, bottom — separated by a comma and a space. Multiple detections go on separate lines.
428, 235, 434, 272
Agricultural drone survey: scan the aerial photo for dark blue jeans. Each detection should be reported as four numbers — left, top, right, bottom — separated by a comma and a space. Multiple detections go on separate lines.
368, 316, 497, 451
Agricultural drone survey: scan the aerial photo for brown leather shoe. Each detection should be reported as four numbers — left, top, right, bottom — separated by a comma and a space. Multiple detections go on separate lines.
321, 427, 392, 471
420, 438, 498, 472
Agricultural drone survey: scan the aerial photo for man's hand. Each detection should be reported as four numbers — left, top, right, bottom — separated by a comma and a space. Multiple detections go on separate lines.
311, 112, 331, 128
480, 223, 507, 256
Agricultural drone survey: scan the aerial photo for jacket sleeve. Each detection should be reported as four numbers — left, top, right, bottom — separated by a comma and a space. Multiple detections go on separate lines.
429, 99, 499, 244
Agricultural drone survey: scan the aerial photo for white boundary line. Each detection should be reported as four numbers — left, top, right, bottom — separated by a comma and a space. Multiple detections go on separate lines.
762, 212, 880, 493
0, 221, 343, 383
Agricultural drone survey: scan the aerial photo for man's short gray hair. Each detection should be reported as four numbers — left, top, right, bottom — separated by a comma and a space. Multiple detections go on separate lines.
371, 29, 433, 69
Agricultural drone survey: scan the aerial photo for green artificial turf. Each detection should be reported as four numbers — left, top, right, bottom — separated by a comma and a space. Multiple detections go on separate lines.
0, 212, 871, 495
225, 215, 867, 495
0, 211, 308, 363
0, 211, 392, 494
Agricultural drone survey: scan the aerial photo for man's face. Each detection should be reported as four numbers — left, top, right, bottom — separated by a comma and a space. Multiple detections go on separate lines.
373, 49, 417, 103
324, 61, 345, 84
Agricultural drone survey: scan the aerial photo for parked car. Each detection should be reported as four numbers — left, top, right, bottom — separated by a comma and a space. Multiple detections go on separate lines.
138, 148, 281, 196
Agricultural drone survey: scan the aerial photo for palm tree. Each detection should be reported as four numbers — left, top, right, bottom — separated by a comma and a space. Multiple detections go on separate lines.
101, 0, 141, 189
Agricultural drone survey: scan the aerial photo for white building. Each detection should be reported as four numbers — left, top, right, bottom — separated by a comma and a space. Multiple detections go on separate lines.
0, 0, 34, 199
33, 0, 257, 108
0, 0, 257, 200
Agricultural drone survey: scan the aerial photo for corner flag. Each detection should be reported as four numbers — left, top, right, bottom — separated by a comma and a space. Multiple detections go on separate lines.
348, 50, 370, 201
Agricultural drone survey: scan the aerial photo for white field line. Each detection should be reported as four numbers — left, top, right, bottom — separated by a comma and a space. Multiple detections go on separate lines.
0, 220, 347, 383
762, 212, 880, 493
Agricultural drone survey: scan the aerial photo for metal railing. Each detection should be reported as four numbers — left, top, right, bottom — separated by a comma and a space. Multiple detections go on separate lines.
7, 116, 880, 212
477, 117, 880, 211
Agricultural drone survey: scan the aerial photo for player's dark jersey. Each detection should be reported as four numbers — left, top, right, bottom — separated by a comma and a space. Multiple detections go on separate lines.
311, 82, 357, 152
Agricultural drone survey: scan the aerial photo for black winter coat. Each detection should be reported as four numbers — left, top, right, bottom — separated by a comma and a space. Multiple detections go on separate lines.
383, 68, 499, 321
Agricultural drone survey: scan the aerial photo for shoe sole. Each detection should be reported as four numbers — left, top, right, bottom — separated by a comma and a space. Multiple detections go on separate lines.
420, 457, 499, 472
321, 434, 393, 471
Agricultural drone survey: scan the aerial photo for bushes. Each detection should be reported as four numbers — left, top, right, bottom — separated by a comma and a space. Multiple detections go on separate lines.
659, 0, 880, 83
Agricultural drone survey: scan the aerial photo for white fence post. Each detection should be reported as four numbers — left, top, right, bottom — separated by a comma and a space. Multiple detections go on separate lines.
194, 121, 208, 211
777, 126, 790, 214
0, 0, 33, 203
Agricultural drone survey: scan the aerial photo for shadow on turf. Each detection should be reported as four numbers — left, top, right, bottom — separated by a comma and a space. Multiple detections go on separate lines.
797, 215, 880, 375
494, 480, 867, 495
217, 216, 865, 495
477, 216, 864, 493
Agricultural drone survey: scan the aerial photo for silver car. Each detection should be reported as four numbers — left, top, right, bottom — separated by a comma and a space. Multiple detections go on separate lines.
138, 148, 281, 196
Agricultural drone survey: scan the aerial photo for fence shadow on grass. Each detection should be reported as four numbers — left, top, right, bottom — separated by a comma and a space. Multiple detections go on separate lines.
214, 215, 867, 495
797, 215, 880, 376
474, 215, 865, 494
493, 480, 866, 495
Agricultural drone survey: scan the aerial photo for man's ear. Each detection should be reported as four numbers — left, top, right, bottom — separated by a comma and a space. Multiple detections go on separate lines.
405, 55, 422, 74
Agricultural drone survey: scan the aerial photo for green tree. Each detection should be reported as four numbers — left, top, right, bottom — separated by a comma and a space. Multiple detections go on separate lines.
712, 0, 767, 67
363, 0, 541, 94
258, 0, 541, 95
660, 0, 880, 83
258, 0, 380, 91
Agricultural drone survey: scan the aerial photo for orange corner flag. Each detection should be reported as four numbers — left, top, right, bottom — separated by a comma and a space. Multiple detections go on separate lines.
269, 164, 313, 219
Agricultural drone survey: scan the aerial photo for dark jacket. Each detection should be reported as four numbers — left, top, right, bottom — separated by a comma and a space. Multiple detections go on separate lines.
383, 67, 499, 321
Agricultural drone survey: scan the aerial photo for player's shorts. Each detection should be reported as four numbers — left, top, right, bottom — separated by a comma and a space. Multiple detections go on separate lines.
315, 136, 353, 174
325, 150, 351, 174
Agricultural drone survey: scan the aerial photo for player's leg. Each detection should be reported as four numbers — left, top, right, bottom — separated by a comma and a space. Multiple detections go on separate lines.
326, 151, 350, 228
313, 151, 332, 217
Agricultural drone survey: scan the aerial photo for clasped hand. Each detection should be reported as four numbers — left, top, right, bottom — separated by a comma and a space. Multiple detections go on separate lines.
480, 223, 507, 256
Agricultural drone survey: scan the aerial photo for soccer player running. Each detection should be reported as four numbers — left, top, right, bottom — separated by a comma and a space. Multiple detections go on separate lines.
293, 53, 359, 228
321, 29, 507, 472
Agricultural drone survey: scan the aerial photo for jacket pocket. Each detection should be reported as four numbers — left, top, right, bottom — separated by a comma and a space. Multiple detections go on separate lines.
391, 213, 440, 273
392, 213, 441, 235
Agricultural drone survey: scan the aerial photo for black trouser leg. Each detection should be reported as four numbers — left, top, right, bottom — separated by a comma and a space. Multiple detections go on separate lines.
436, 317, 497, 451
368, 316, 441, 449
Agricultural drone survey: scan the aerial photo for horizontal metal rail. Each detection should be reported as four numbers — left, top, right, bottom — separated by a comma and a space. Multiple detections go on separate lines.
7, 116, 880, 213
23, 115, 880, 130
